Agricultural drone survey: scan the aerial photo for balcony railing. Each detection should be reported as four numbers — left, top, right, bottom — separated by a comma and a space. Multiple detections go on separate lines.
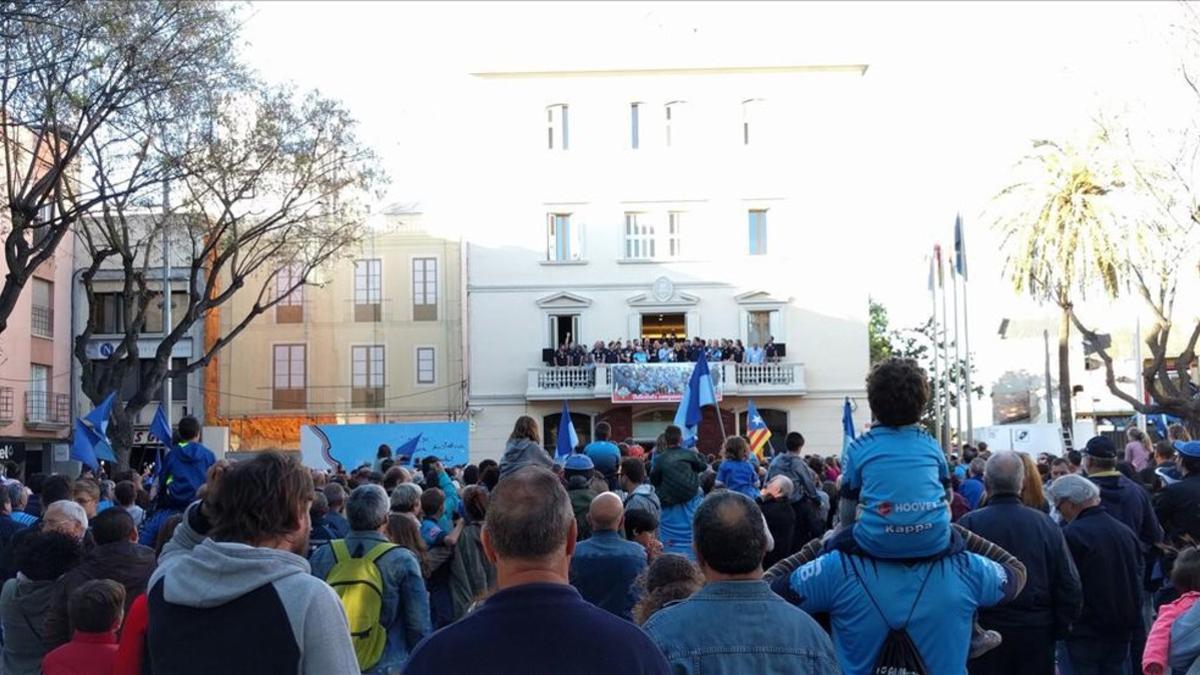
25, 391, 69, 428
0, 387, 13, 425
526, 362, 806, 400
31, 305, 53, 338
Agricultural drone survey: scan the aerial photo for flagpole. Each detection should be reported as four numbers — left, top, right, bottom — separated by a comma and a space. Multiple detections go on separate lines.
938, 247, 952, 452
929, 253, 942, 450
957, 214, 975, 446
951, 263, 963, 450
715, 362, 727, 441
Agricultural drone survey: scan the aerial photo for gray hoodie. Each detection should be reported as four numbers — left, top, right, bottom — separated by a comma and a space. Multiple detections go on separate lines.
147, 505, 360, 675
499, 438, 556, 479
0, 577, 54, 675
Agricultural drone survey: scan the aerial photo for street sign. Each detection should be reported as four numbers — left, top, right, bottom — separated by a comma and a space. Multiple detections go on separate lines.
1082, 333, 1112, 356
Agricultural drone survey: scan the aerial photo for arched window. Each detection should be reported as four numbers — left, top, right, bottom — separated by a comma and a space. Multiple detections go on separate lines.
664, 100, 686, 148
543, 412, 592, 453
546, 104, 569, 150
737, 407, 788, 455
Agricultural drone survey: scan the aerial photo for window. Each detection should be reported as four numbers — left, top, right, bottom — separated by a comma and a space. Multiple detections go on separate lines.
31, 279, 52, 338
665, 101, 686, 147
416, 347, 435, 385
91, 293, 125, 334
547, 104, 569, 150
412, 257, 438, 321
275, 265, 303, 324
742, 98, 765, 145
352, 345, 385, 408
549, 314, 580, 349
630, 102, 641, 149
748, 310, 773, 347
668, 211, 684, 258
28, 364, 49, 421
624, 213, 656, 259
142, 291, 187, 334
155, 357, 188, 403
748, 209, 768, 255
546, 213, 582, 262
354, 259, 382, 322
272, 344, 306, 409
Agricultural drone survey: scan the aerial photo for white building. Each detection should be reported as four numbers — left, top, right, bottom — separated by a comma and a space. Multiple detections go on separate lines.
452, 63, 872, 461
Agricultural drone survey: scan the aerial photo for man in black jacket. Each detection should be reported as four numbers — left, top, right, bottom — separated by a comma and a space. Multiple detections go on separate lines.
1083, 436, 1163, 554
1154, 441, 1200, 551
43, 508, 156, 648
959, 451, 1082, 675
1048, 474, 1144, 675
757, 475, 795, 569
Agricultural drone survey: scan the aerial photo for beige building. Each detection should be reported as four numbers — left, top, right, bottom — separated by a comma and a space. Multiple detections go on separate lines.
212, 206, 465, 450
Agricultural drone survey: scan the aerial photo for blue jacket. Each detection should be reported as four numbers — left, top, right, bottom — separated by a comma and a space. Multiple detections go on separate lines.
310, 531, 431, 672
158, 441, 216, 510
1169, 597, 1200, 673
716, 459, 759, 500
568, 530, 646, 621
787, 550, 1013, 675
1088, 471, 1163, 553
959, 477, 985, 510
958, 493, 1082, 633
403, 583, 671, 675
643, 580, 838, 675
1060, 505, 1144, 641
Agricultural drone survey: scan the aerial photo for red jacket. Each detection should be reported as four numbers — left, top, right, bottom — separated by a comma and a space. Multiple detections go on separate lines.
42, 630, 119, 675
115, 594, 148, 675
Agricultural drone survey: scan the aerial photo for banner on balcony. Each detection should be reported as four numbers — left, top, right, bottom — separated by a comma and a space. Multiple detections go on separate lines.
611, 363, 724, 403
300, 421, 469, 470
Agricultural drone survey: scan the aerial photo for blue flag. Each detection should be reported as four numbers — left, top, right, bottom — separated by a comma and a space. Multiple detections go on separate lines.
150, 402, 173, 447
954, 213, 968, 281
673, 357, 718, 448
396, 433, 423, 467
556, 400, 579, 458
72, 392, 118, 470
842, 397, 857, 453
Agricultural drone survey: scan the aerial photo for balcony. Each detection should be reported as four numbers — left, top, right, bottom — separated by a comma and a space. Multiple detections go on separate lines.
0, 387, 13, 425
525, 362, 807, 401
25, 391, 69, 429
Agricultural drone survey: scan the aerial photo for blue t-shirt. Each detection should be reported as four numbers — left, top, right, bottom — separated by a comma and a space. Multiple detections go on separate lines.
959, 477, 985, 510
841, 426, 951, 559
584, 441, 621, 476
716, 458, 759, 500
420, 518, 446, 547
791, 551, 1007, 675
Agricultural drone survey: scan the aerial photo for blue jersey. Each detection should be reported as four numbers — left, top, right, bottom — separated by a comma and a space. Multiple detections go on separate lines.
716, 458, 759, 500
842, 426, 951, 559
584, 441, 621, 475
791, 550, 1007, 675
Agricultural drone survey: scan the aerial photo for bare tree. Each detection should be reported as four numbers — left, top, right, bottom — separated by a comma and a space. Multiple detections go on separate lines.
74, 85, 383, 468
1, 0, 239, 335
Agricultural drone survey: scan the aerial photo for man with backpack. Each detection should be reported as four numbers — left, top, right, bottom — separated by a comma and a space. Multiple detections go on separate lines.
139, 416, 215, 547
310, 484, 430, 673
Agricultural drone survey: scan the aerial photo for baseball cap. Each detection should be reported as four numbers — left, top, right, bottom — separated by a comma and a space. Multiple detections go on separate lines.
1083, 436, 1117, 459
1175, 441, 1200, 458
563, 454, 594, 472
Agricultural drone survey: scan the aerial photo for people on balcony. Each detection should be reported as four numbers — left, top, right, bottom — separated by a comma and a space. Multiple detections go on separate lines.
546, 335, 772, 367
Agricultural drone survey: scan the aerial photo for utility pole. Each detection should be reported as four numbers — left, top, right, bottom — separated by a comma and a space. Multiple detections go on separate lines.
1044, 329, 1054, 424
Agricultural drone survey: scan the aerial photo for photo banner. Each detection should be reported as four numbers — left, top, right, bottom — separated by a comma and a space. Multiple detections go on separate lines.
611, 363, 724, 403
300, 421, 469, 470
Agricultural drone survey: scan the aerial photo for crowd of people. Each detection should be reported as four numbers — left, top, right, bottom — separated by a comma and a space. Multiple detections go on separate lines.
547, 333, 781, 366
1, 358, 1199, 673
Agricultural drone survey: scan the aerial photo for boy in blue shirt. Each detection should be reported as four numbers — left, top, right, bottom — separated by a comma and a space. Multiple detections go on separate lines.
420, 487, 463, 629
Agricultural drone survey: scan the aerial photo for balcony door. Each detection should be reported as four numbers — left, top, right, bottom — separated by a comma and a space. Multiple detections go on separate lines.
549, 314, 580, 349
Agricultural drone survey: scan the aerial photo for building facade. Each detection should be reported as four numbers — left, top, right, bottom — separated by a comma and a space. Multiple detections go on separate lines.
70, 213, 205, 468
455, 64, 872, 462
212, 208, 466, 450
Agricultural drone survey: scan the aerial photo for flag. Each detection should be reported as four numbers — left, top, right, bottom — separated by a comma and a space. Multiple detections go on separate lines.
72, 392, 117, 470
150, 402, 173, 447
673, 357, 718, 448
954, 214, 968, 281
556, 400, 579, 459
927, 254, 935, 292
934, 244, 944, 288
842, 397, 857, 453
395, 433, 423, 467
746, 399, 771, 461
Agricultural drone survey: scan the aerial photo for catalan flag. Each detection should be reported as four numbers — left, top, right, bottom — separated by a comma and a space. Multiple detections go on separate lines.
746, 399, 771, 461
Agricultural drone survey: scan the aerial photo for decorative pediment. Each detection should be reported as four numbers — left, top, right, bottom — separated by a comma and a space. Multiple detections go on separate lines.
734, 290, 790, 306
626, 290, 700, 308
536, 291, 593, 309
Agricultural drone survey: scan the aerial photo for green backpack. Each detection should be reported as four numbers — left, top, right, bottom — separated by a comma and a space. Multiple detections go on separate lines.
325, 540, 398, 671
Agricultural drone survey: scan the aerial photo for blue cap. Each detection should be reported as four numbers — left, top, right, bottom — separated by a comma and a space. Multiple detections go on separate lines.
563, 454, 594, 471
1175, 441, 1200, 458
1084, 436, 1117, 459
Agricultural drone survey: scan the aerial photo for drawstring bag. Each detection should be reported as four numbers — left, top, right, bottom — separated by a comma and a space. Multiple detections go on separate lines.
851, 559, 936, 675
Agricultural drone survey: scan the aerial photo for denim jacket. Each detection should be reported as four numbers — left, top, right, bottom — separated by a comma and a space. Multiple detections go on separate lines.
643, 580, 838, 675
568, 530, 646, 620
310, 530, 431, 673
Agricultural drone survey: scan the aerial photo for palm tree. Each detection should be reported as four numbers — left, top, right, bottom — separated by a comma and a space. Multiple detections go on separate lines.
991, 129, 1125, 437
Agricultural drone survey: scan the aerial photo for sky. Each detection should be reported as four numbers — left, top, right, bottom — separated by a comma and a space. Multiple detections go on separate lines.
238, 1, 1196, 421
